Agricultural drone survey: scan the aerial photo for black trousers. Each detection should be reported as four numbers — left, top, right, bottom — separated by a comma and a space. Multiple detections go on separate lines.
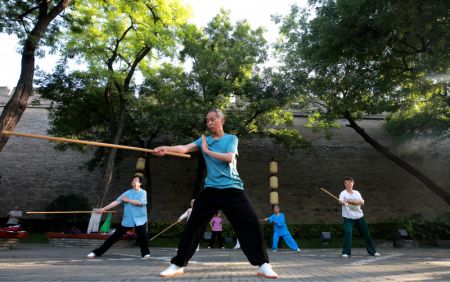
208, 231, 223, 248
171, 188, 269, 267
92, 223, 150, 257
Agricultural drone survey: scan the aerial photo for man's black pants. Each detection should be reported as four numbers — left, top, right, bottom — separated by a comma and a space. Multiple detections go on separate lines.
171, 188, 269, 267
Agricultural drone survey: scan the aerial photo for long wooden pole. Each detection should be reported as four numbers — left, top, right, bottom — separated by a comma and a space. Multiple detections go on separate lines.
26, 211, 116, 214
150, 221, 178, 241
320, 187, 341, 202
1, 131, 190, 158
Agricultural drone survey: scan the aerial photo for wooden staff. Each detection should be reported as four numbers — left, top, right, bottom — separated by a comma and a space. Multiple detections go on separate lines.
150, 221, 178, 241
26, 211, 116, 214
1, 131, 190, 158
320, 187, 341, 203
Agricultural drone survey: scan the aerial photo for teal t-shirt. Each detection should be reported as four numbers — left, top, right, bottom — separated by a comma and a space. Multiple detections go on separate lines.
194, 134, 244, 189
116, 188, 147, 227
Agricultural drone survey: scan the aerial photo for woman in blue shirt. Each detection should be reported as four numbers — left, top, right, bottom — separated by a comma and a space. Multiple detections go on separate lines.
153, 109, 278, 278
264, 205, 300, 252
86, 176, 150, 258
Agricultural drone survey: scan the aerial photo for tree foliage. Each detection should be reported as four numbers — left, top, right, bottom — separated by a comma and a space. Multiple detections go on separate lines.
275, 0, 450, 204
0, 0, 73, 152
173, 10, 306, 145
0, 0, 70, 48
276, 0, 449, 123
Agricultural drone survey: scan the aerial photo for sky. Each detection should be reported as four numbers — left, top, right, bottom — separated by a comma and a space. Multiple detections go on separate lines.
0, 0, 308, 89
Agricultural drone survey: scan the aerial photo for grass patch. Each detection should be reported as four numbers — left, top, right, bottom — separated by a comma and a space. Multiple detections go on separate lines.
20, 232, 49, 244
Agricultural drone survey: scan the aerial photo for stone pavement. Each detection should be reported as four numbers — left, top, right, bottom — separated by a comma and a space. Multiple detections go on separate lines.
0, 244, 449, 281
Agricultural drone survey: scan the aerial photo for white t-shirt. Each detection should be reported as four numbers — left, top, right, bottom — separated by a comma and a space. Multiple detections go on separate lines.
178, 208, 192, 222
339, 190, 364, 219
7, 210, 22, 225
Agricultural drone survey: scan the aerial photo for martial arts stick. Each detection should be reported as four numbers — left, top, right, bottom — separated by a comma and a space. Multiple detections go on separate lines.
150, 221, 179, 241
1, 131, 190, 158
320, 187, 341, 203
26, 211, 116, 214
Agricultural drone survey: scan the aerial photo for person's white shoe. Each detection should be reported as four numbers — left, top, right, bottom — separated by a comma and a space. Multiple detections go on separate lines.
196, 246, 200, 252
373, 252, 381, 257
272, 249, 277, 252
142, 254, 151, 259
342, 254, 349, 258
296, 248, 301, 252
257, 263, 279, 279
86, 252, 96, 258
159, 264, 184, 277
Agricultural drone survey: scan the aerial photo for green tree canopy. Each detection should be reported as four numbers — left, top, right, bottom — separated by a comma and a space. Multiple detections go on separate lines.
39, 0, 190, 207
0, 0, 73, 152
276, 0, 450, 204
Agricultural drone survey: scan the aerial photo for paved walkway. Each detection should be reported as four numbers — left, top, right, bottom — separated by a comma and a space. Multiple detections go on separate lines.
0, 244, 449, 281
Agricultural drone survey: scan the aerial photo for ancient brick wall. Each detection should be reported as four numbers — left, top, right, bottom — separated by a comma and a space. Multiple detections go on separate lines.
1, 92, 449, 224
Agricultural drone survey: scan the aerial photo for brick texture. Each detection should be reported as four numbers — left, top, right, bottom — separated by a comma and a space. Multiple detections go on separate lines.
1, 92, 449, 224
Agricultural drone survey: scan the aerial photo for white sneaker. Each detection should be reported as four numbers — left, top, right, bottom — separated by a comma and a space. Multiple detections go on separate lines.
86, 252, 96, 258
296, 248, 301, 252
160, 264, 184, 277
257, 263, 279, 279
342, 254, 349, 258
272, 249, 277, 252
373, 252, 381, 257
142, 254, 151, 259
196, 246, 200, 252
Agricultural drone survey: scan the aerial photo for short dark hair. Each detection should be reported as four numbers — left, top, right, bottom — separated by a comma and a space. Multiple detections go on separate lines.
344, 176, 354, 183
133, 175, 143, 183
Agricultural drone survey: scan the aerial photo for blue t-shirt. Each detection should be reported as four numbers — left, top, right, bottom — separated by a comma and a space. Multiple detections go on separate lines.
116, 188, 148, 227
193, 134, 244, 189
267, 213, 290, 234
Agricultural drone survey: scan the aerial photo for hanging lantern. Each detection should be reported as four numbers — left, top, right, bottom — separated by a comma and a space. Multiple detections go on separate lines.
270, 191, 279, 205
270, 176, 278, 189
136, 156, 146, 171
269, 161, 278, 174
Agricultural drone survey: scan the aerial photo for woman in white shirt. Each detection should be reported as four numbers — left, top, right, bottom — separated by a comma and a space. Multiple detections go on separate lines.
339, 177, 380, 258
177, 199, 199, 252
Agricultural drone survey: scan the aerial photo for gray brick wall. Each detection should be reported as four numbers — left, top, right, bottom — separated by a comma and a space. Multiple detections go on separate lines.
1, 94, 449, 225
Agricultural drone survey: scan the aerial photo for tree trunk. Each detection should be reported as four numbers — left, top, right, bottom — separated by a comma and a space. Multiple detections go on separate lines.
191, 153, 206, 199
0, 43, 35, 151
95, 104, 126, 208
344, 111, 450, 206
0, 0, 72, 152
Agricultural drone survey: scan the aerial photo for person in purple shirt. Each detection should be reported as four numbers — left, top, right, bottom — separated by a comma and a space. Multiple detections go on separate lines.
86, 176, 150, 259
208, 211, 224, 249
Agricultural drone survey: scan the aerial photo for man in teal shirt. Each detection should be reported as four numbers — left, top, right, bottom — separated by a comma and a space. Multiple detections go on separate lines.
86, 176, 150, 258
154, 109, 278, 278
